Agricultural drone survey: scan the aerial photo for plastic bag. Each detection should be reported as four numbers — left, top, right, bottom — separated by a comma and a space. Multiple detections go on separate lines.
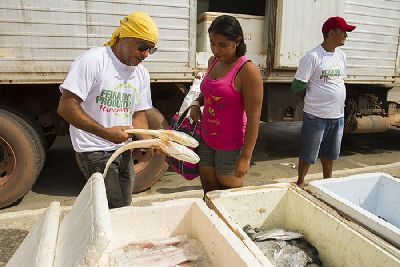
166, 107, 201, 180
178, 73, 203, 116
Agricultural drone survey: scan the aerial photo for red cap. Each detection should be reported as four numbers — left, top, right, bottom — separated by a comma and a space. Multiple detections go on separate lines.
322, 16, 356, 33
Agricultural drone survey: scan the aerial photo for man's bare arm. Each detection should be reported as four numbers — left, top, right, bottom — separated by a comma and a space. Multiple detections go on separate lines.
132, 110, 151, 140
57, 90, 130, 143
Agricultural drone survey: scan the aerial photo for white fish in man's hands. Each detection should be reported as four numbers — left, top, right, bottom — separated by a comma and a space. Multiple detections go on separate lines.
124, 128, 199, 148
103, 138, 199, 177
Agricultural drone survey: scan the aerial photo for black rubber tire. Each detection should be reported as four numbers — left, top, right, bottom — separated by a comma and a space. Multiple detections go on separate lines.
45, 133, 57, 150
0, 106, 46, 208
132, 108, 169, 193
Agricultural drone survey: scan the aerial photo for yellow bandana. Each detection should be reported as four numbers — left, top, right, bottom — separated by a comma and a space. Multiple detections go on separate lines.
104, 11, 159, 46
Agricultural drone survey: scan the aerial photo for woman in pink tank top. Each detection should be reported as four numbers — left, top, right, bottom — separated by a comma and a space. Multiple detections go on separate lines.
190, 15, 263, 195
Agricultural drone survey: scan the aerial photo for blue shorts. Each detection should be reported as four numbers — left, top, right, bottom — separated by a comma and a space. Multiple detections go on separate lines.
299, 112, 344, 164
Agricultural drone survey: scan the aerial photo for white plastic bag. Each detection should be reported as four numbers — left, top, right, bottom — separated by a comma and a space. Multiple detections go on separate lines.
178, 73, 204, 116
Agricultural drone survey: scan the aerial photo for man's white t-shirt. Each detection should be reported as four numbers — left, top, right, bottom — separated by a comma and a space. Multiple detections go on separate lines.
60, 46, 152, 152
294, 45, 347, 119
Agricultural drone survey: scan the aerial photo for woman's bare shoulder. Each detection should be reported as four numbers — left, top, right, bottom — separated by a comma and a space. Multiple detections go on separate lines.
239, 60, 261, 79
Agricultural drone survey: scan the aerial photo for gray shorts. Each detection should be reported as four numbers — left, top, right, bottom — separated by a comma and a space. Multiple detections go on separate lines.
198, 141, 241, 176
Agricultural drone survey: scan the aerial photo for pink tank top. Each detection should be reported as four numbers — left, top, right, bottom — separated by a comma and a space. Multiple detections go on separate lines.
200, 56, 249, 150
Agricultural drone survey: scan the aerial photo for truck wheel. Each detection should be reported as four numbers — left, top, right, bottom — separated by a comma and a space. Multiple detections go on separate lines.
0, 107, 46, 208
132, 108, 169, 193
45, 133, 57, 150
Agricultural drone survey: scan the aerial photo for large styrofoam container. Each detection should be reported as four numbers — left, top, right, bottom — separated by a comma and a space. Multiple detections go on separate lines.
5, 173, 112, 267
309, 172, 400, 248
6, 173, 261, 266
206, 183, 400, 266
6, 202, 60, 267
98, 198, 261, 266
197, 12, 265, 54
195, 12, 267, 69
54, 173, 112, 267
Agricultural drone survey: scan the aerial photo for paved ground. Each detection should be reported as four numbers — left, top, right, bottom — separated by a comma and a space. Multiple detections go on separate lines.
1, 122, 399, 213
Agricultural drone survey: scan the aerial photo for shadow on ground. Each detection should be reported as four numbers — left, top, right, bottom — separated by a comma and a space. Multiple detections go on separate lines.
156, 185, 202, 194
0, 229, 29, 266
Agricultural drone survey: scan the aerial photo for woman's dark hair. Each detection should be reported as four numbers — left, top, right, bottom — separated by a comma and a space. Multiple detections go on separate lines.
208, 15, 247, 57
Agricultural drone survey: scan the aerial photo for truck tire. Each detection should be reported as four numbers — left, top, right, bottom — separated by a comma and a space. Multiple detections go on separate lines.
45, 133, 57, 150
132, 108, 169, 193
0, 107, 46, 208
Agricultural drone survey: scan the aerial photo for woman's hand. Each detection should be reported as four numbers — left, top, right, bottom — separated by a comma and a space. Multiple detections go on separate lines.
189, 105, 202, 123
234, 156, 251, 178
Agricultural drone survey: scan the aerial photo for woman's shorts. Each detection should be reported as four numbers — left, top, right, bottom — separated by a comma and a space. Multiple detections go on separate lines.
299, 112, 344, 164
198, 141, 241, 176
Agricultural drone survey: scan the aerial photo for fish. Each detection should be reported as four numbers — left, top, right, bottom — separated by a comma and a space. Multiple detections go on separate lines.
243, 225, 322, 266
288, 238, 322, 266
103, 138, 199, 177
254, 240, 284, 263
103, 235, 207, 267
124, 128, 199, 148
252, 228, 303, 242
243, 224, 257, 236
275, 244, 309, 267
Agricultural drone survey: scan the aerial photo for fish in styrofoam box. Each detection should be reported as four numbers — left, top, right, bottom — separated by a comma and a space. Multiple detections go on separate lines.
97, 198, 262, 266
206, 183, 400, 266
309, 172, 400, 248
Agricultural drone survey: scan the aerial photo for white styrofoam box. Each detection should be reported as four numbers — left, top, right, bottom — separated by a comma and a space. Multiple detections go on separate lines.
197, 12, 265, 54
309, 172, 400, 248
98, 198, 262, 267
54, 173, 112, 267
206, 184, 400, 266
6, 201, 60, 267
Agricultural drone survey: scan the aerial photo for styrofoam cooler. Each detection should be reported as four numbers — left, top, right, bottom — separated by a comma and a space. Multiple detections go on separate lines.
6, 202, 60, 267
206, 183, 400, 266
309, 172, 400, 248
98, 198, 261, 266
6, 172, 111, 267
196, 12, 265, 54
195, 12, 267, 69
7, 172, 261, 266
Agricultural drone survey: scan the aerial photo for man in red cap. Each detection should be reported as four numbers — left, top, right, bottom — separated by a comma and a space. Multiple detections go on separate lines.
291, 16, 356, 188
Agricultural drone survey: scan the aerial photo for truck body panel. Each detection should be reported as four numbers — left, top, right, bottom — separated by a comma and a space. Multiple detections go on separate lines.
272, 0, 400, 85
1, 0, 399, 85
0, 0, 196, 83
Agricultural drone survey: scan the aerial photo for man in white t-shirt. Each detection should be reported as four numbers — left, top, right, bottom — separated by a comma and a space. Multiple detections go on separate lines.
58, 11, 159, 208
291, 16, 356, 188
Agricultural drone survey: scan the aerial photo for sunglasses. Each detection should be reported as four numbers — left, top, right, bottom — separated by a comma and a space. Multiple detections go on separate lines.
137, 43, 157, 54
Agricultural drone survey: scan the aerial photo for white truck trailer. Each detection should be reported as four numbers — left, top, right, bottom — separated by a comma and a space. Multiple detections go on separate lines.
0, 0, 399, 208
